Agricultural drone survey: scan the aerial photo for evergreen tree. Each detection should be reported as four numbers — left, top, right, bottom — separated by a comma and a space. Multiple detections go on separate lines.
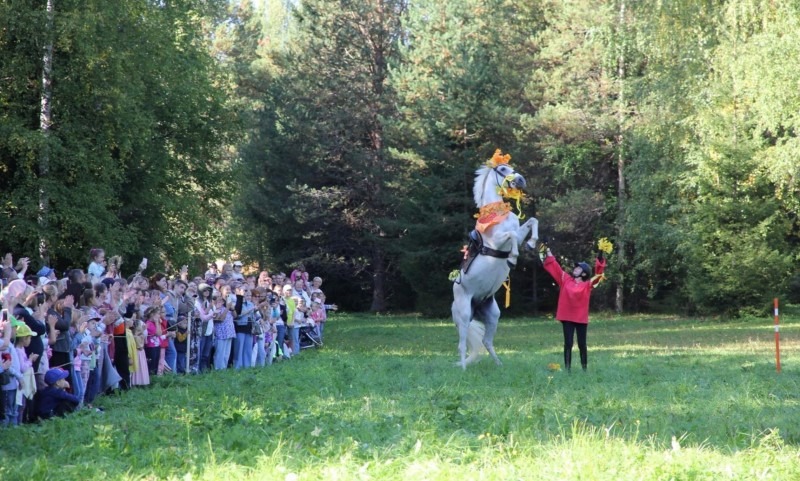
389, 0, 546, 314
232, 0, 408, 311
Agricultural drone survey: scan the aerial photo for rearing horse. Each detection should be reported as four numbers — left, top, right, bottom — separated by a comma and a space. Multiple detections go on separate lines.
451, 151, 538, 369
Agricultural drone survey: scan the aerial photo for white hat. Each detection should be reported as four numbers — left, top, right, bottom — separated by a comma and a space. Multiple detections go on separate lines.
233, 261, 243, 267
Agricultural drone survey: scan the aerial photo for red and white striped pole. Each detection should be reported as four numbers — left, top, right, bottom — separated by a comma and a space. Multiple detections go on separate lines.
774, 298, 781, 373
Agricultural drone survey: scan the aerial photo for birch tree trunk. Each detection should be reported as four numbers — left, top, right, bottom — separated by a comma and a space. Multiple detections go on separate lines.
615, 0, 626, 313
39, 0, 55, 265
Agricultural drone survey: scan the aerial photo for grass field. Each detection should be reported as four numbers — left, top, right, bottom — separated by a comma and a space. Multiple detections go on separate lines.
2, 312, 800, 480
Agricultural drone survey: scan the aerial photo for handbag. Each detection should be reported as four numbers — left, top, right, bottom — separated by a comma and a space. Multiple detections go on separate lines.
251, 317, 264, 336
0, 369, 11, 386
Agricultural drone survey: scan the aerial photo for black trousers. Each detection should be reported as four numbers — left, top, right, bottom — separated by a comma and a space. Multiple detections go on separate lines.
114, 335, 130, 390
561, 321, 588, 370
145, 347, 161, 375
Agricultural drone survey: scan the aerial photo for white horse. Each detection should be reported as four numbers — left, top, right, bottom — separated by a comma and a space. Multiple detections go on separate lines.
452, 160, 538, 369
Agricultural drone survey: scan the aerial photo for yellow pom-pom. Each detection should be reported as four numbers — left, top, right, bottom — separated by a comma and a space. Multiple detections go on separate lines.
547, 363, 561, 371
598, 237, 613, 254
448, 269, 461, 281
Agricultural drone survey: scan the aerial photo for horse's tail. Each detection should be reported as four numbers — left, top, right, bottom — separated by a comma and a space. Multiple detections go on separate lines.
465, 319, 487, 365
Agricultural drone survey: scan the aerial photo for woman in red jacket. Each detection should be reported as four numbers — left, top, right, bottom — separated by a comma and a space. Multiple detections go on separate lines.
542, 247, 606, 372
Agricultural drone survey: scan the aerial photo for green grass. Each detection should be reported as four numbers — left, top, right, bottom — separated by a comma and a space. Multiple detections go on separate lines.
2, 312, 800, 480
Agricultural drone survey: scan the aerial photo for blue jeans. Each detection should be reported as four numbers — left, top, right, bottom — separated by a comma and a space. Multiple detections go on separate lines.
164, 338, 177, 374
317, 322, 324, 343
291, 326, 301, 356
2, 389, 18, 426
198, 335, 213, 372
255, 335, 266, 367
214, 338, 232, 370
176, 352, 187, 374
275, 325, 287, 357
234, 332, 253, 369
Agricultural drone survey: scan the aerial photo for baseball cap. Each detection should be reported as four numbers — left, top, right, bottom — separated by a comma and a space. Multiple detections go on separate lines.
45, 368, 69, 385
15, 323, 37, 337
37, 266, 55, 278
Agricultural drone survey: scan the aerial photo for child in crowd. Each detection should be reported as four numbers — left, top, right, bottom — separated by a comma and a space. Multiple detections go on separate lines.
76, 318, 98, 404
130, 320, 150, 387
13, 323, 36, 424
1, 324, 24, 426
87, 248, 106, 284
292, 296, 310, 356
144, 306, 163, 375
36, 368, 79, 420
174, 316, 188, 374
309, 301, 325, 341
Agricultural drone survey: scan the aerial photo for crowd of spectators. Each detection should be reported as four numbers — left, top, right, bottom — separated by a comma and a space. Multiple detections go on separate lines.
0, 251, 336, 425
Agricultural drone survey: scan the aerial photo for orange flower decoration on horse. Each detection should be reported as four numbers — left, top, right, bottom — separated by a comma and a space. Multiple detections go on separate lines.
486, 149, 511, 168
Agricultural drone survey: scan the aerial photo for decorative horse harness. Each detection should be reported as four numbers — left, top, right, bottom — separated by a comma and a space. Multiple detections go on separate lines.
461, 229, 511, 274
458, 165, 521, 277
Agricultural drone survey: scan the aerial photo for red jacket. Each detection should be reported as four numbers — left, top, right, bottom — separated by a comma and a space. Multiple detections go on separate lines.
543, 255, 606, 324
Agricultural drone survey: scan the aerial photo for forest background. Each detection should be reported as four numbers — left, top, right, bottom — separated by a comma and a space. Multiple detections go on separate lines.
1, 0, 798, 317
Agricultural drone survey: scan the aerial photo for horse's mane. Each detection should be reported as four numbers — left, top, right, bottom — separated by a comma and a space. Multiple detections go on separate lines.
473, 166, 493, 207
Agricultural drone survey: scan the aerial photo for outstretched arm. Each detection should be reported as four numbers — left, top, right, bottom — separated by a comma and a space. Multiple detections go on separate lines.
590, 252, 608, 288
542, 248, 566, 287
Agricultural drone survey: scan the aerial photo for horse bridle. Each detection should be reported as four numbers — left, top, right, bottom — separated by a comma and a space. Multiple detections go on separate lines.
478, 165, 517, 206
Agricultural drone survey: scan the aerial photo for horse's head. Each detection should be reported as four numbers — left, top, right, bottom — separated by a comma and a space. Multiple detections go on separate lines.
492, 163, 526, 190
474, 163, 527, 207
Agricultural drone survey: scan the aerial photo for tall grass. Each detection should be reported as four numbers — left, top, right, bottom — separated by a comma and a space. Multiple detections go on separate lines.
1, 312, 799, 480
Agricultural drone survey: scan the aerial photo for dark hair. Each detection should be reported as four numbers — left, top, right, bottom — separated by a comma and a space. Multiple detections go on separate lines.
81, 287, 95, 308
174, 279, 188, 288
149, 272, 167, 291
89, 248, 105, 261
67, 269, 84, 285
94, 282, 108, 298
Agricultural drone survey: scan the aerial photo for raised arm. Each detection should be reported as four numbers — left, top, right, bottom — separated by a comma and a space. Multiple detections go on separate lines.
542, 249, 566, 287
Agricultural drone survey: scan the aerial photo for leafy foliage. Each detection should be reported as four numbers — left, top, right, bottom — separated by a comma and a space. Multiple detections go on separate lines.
0, 0, 236, 274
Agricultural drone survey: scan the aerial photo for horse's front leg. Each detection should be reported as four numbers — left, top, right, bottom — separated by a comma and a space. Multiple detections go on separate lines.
496, 231, 520, 266
519, 217, 539, 250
